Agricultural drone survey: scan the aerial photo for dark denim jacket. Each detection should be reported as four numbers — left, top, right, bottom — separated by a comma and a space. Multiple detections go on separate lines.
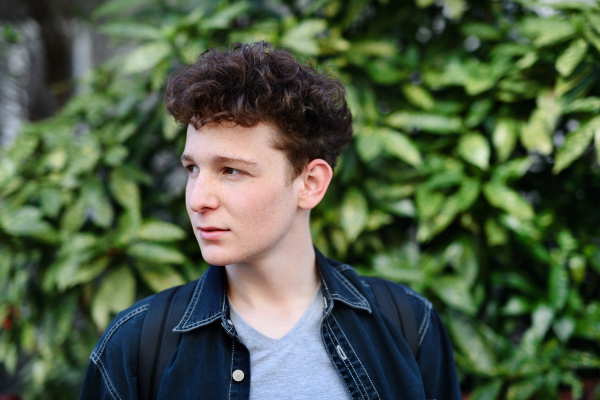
80, 250, 461, 400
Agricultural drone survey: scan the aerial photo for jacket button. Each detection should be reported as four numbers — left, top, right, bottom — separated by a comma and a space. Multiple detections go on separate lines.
232, 369, 245, 382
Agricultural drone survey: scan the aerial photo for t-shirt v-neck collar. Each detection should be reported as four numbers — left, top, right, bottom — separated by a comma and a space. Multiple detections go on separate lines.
228, 282, 323, 351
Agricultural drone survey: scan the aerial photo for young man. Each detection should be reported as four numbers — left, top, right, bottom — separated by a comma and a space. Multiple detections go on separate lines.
80, 42, 461, 400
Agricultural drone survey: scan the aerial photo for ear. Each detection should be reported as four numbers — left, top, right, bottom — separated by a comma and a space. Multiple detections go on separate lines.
297, 159, 333, 210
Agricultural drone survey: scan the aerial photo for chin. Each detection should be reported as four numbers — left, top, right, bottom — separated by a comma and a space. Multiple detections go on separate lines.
199, 244, 243, 266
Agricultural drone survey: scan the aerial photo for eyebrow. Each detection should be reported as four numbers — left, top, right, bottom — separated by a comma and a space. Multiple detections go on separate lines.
180, 154, 258, 167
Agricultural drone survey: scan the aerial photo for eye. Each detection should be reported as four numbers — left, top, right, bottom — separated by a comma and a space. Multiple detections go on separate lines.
185, 165, 199, 175
223, 167, 243, 176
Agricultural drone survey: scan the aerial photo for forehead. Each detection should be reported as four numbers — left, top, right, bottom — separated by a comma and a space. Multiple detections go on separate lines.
183, 122, 285, 164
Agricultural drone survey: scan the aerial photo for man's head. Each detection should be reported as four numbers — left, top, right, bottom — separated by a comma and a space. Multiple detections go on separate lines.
165, 42, 353, 266
165, 41, 353, 179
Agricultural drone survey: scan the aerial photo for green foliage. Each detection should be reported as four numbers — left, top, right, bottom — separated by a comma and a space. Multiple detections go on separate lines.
1, 0, 600, 398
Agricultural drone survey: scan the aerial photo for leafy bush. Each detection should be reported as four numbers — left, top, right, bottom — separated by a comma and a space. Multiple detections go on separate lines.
1, 0, 600, 398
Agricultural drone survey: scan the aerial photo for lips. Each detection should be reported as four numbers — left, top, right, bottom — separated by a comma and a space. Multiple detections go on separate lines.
198, 226, 229, 240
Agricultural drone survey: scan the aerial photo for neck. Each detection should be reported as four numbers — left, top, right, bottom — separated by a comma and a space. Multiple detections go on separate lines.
225, 215, 319, 311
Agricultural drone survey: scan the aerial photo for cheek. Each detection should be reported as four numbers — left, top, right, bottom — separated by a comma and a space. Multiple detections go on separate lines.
234, 182, 296, 227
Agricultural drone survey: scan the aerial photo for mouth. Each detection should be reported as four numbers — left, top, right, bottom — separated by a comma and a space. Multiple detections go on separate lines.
198, 226, 229, 240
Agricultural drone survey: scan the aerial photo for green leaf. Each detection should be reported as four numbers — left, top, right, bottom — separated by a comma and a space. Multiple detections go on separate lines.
415, 186, 445, 220
560, 372, 583, 400
583, 25, 600, 52
469, 380, 502, 400
461, 23, 502, 41
39, 187, 62, 218
522, 93, 561, 155
104, 145, 128, 166
485, 218, 508, 246
483, 182, 534, 220
402, 84, 434, 110
43, 148, 68, 171
116, 123, 137, 143
447, 315, 495, 373
563, 97, 600, 113
379, 128, 422, 166
415, 0, 436, 7
562, 350, 600, 368
99, 23, 162, 40
506, 376, 545, 400
93, 0, 148, 18
355, 134, 383, 163
491, 157, 533, 182
91, 267, 136, 329
122, 41, 171, 74
568, 255, 587, 283
465, 99, 493, 128
500, 214, 542, 241
137, 264, 185, 293
202, 2, 251, 29
365, 210, 393, 231
556, 39, 588, 77
492, 118, 518, 162
340, 188, 368, 242
587, 11, 600, 34
465, 63, 506, 95
163, 114, 182, 141
137, 221, 186, 242
501, 296, 531, 316
557, 229, 578, 251
549, 262, 569, 310
115, 210, 141, 246
596, 127, 600, 164
281, 19, 326, 55
366, 59, 404, 85
381, 199, 417, 218
521, 112, 554, 155
574, 302, 600, 339
67, 135, 102, 174
433, 276, 477, 315
127, 242, 186, 264
553, 317, 575, 342
81, 180, 114, 228
519, 305, 555, 355
350, 41, 397, 58
457, 132, 490, 170
553, 116, 599, 174
442, 0, 468, 20
386, 112, 463, 134
1, 206, 53, 237
417, 179, 480, 242
60, 197, 87, 233
109, 169, 140, 212
518, 17, 576, 47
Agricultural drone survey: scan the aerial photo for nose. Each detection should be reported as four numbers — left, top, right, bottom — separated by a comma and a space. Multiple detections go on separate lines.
186, 171, 220, 213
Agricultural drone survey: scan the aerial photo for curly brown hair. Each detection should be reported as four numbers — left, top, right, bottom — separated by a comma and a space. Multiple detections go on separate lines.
164, 42, 353, 178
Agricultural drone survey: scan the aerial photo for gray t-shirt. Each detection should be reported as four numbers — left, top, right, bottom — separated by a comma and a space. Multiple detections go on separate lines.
228, 284, 350, 400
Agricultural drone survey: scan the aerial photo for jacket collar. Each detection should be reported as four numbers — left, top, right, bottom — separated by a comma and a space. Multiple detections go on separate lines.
173, 247, 371, 333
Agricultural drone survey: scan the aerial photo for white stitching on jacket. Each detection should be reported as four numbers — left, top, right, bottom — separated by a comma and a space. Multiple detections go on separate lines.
325, 319, 365, 399
173, 274, 206, 331
331, 313, 380, 400
91, 352, 122, 400
96, 305, 149, 356
403, 288, 432, 345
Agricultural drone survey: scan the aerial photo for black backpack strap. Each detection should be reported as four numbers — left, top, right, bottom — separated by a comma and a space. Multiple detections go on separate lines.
364, 276, 420, 359
138, 280, 196, 400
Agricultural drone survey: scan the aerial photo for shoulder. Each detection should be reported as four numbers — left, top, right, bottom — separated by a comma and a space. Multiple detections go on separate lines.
81, 296, 154, 399
359, 276, 433, 346
90, 296, 153, 362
